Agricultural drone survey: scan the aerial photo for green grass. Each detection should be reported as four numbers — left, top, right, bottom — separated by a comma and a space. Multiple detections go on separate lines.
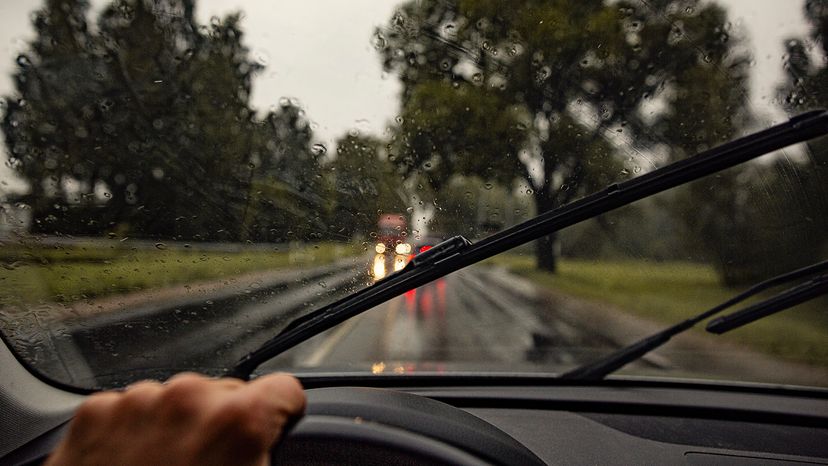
0, 242, 361, 306
487, 255, 828, 367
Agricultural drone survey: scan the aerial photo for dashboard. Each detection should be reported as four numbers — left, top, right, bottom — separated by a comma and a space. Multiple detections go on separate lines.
3, 362, 828, 465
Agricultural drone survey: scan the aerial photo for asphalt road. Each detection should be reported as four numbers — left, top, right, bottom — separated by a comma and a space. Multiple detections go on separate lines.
15, 255, 825, 388
54, 259, 640, 387
271, 268, 618, 373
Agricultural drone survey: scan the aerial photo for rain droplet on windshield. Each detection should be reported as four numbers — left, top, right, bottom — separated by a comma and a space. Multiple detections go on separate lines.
311, 143, 327, 155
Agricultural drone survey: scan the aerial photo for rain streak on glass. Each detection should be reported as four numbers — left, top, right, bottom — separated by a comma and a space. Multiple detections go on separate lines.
0, 0, 823, 390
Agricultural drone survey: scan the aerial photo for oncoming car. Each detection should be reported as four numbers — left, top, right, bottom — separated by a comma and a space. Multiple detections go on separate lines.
1, 0, 828, 464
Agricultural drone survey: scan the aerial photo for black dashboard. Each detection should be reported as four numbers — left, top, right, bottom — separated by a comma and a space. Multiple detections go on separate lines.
4, 376, 828, 465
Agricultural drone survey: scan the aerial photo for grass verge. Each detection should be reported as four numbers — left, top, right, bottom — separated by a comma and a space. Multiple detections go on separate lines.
487, 255, 828, 367
0, 242, 361, 306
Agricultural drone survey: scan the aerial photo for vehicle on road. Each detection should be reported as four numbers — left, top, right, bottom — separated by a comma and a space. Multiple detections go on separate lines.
375, 213, 409, 254
1, 1, 827, 465
371, 213, 413, 279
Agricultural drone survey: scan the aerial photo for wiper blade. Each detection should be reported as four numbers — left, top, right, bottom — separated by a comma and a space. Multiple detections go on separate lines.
227, 109, 828, 380
560, 260, 828, 381
706, 274, 828, 334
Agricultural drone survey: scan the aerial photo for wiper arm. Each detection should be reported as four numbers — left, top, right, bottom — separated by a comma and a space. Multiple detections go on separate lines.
706, 274, 828, 334
561, 260, 828, 380
227, 109, 828, 380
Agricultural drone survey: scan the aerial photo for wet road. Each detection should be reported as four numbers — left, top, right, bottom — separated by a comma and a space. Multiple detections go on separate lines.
53, 263, 629, 386
275, 269, 608, 372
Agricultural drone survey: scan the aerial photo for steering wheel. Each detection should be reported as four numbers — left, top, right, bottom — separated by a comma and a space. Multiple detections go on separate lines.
271, 387, 546, 465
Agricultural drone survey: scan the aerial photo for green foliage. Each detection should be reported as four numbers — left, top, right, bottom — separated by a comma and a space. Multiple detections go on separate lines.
430, 175, 534, 239
1, 0, 321, 242
770, 0, 828, 271
328, 134, 407, 239
395, 81, 526, 188
378, 0, 750, 271
683, 0, 828, 285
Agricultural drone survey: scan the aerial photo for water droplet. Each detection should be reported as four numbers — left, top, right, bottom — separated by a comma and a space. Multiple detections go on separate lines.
154, 242, 167, 250
371, 31, 387, 50
15, 55, 31, 68
311, 143, 327, 155
254, 50, 269, 66
484, 183, 493, 190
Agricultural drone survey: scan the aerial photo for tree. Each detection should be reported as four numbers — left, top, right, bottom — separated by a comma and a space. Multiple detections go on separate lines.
1, 0, 322, 242
378, 0, 750, 272
679, 0, 828, 285
763, 0, 828, 275
240, 101, 328, 242
429, 175, 534, 239
328, 134, 407, 239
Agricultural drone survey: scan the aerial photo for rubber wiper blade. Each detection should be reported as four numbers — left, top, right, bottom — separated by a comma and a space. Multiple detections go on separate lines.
226, 109, 828, 380
560, 260, 828, 381
706, 274, 828, 334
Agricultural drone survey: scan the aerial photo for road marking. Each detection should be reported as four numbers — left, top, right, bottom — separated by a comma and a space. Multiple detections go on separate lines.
381, 298, 400, 352
302, 314, 362, 366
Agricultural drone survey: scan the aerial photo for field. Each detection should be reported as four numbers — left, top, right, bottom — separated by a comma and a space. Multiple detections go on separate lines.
0, 241, 360, 306
488, 255, 828, 367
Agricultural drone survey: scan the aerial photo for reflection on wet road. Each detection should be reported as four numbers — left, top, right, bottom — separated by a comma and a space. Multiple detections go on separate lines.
58, 263, 629, 386
264, 266, 626, 375
20, 258, 825, 388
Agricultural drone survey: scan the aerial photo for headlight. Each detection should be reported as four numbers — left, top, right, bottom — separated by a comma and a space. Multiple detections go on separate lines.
372, 254, 386, 279
395, 243, 412, 255
375, 243, 386, 254
393, 255, 407, 271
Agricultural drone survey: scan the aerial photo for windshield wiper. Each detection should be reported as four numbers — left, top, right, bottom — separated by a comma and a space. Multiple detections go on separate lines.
561, 260, 828, 380
706, 273, 828, 334
227, 109, 828, 380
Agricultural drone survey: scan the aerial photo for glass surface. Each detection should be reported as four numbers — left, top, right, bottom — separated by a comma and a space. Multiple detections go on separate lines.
0, 0, 825, 389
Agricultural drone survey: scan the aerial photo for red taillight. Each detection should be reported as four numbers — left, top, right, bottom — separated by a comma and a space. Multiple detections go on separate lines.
419, 245, 432, 253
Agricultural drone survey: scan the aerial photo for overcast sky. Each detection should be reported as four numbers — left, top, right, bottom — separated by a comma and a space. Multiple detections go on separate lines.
0, 0, 813, 194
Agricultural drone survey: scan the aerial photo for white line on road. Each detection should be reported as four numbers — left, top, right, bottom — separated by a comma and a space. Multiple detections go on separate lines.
302, 315, 362, 366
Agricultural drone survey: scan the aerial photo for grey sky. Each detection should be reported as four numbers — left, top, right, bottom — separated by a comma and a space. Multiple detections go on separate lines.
0, 0, 813, 194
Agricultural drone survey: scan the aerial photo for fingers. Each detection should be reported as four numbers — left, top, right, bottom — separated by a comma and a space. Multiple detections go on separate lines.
208, 374, 305, 449
167, 372, 245, 390
69, 391, 121, 437
52, 372, 306, 466
247, 373, 306, 416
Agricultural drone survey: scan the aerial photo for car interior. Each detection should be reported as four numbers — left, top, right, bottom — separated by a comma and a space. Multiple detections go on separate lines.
2, 336, 828, 465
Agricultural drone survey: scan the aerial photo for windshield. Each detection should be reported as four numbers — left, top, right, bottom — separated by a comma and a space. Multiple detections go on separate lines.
0, 0, 825, 390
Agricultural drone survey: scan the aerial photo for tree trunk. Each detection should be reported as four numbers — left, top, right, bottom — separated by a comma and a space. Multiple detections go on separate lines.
535, 231, 558, 272
533, 189, 559, 272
